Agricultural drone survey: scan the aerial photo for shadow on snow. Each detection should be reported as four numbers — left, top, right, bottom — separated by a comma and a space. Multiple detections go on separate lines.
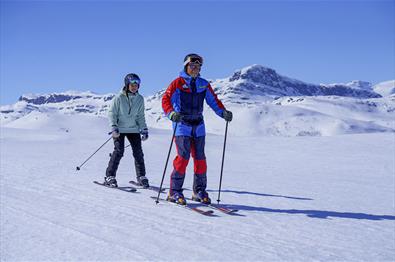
223, 204, 395, 221
180, 189, 394, 220
206, 189, 313, 201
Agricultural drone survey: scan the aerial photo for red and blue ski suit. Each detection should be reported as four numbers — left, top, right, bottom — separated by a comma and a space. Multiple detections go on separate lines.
162, 71, 226, 195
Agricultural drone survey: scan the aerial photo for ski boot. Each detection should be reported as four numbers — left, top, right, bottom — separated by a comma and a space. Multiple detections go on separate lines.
137, 175, 149, 188
167, 192, 187, 205
103, 176, 118, 187
192, 190, 211, 204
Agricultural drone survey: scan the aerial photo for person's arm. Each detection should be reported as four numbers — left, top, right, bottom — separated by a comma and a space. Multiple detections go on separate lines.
205, 83, 225, 117
162, 78, 181, 121
136, 97, 147, 130
108, 96, 119, 128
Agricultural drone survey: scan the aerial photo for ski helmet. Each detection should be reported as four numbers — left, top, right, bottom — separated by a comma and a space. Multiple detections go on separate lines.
124, 73, 141, 87
183, 53, 203, 68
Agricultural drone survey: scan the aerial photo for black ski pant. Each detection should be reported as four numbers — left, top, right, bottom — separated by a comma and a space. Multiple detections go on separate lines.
105, 133, 146, 178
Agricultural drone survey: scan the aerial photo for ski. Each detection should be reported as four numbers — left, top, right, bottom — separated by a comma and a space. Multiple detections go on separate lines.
129, 181, 166, 193
186, 198, 239, 214
150, 196, 214, 216
93, 181, 137, 192
205, 203, 239, 214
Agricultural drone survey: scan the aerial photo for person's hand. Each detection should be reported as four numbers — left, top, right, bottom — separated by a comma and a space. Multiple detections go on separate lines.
222, 110, 233, 122
111, 126, 120, 138
170, 112, 183, 123
140, 128, 149, 141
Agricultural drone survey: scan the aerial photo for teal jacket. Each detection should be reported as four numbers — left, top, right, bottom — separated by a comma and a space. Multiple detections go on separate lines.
108, 90, 147, 133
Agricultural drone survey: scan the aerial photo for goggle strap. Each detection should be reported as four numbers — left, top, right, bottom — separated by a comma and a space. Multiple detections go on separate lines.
183, 56, 203, 66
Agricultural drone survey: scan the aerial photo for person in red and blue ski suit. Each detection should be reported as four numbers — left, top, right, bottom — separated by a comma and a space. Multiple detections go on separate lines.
162, 53, 233, 205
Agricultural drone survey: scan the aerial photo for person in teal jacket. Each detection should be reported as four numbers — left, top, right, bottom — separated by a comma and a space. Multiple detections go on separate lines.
104, 73, 150, 188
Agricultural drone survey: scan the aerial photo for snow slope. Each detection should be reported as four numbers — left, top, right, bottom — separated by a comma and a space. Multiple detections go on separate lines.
1, 114, 394, 261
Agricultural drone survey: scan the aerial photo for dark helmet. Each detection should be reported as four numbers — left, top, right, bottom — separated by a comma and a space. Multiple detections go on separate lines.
183, 53, 203, 68
124, 73, 141, 87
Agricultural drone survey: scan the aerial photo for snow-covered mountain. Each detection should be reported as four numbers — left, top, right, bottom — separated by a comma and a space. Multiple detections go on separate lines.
373, 80, 395, 97
211, 65, 380, 104
1, 65, 394, 136
0, 91, 114, 124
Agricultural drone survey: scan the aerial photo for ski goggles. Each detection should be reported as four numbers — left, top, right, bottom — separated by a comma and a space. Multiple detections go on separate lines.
188, 62, 202, 69
184, 55, 203, 66
129, 79, 140, 85
127, 77, 140, 85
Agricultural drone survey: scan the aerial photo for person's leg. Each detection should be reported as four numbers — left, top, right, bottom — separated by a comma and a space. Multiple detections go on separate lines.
191, 136, 210, 203
127, 134, 146, 177
191, 136, 207, 194
169, 136, 191, 196
127, 133, 148, 187
105, 134, 126, 186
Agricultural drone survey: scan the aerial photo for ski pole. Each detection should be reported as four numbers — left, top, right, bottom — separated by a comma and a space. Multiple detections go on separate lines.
76, 136, 112, 171
217, 120, 229, 204
155, 122, 178, 204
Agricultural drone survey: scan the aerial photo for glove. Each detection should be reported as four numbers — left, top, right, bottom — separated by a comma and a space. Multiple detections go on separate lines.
111, 126, 120, 138
222, 110, 233, 122
169, 111, 183, 123
140, 128, 149, 141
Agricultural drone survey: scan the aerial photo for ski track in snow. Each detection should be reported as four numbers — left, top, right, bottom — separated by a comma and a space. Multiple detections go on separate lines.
1, 126, 395, 261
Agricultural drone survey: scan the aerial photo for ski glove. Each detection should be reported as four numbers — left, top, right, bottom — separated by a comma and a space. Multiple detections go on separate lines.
140, 128, 149, 141
222, 110, 233, 122
111, 126, 120, 138
169, 111, 183, 123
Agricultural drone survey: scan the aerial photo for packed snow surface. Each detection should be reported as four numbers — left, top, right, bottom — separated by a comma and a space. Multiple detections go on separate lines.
1, 114, 394, 261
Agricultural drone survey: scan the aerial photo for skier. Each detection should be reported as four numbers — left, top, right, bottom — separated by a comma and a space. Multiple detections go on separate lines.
162, 53, 233, 205
104, 73, 150, 188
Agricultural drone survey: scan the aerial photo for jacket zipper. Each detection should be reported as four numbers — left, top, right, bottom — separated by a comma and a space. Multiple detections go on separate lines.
191, 78, 196, 115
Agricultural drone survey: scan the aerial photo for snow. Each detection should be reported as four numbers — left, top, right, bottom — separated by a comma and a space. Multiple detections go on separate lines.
326, 80, 373, 90
1, 114, 394, 261
374, 80, 395, 97
1, 63, 395, 260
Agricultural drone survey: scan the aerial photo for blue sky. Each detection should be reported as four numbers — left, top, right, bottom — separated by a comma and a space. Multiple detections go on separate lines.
1, 0, 394, 105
